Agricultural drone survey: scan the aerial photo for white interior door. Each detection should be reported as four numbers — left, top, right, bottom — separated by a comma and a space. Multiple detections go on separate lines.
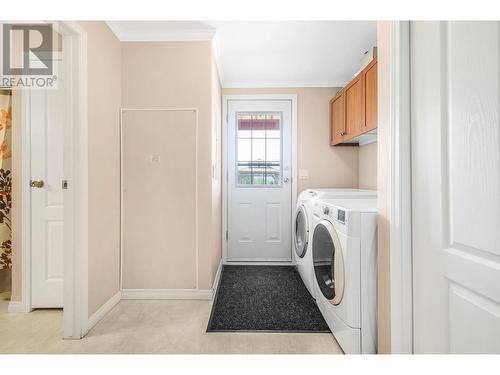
30, 54, 66, 308
412, 21, 500, 353
227, 100, 292, 262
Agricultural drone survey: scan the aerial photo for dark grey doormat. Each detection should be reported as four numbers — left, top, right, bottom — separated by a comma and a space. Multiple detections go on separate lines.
207, 265, 330, 332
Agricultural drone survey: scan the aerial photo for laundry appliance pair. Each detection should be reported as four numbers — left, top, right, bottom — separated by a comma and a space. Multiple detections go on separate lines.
294, 188, 377, 354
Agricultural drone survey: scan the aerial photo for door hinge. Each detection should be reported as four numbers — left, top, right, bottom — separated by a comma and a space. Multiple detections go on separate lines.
225, 230, 228, 241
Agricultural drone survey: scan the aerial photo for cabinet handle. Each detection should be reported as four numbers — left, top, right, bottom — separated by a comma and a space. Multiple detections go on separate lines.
337, 131, 347, 136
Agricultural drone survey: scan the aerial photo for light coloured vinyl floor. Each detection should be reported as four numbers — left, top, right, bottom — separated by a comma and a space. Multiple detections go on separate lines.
0, 294, 342, 354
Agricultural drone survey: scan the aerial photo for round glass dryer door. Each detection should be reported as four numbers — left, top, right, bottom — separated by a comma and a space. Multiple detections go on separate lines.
294, 206, 309, 258
312, 220, 345, 305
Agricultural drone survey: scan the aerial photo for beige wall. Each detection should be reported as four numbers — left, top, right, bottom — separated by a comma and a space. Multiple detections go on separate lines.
121, 41, 221, 290
377, 21, 391, 354
359, 142, 378, 190
9, 32, 31, 301
80, 22, 122, 315
209, 58, 222, 286
10, 91, 22, 301
222, 88, 359, 192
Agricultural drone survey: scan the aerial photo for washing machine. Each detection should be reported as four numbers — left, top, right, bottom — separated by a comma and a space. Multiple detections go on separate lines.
294, 189, 376, 299
311, 198, 377, 354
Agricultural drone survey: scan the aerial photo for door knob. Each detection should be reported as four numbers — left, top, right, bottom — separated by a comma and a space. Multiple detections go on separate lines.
283, 177, 290, 183
30, 180, 44, 188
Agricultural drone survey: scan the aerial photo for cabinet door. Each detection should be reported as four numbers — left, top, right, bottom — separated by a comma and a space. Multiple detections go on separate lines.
345, 76, 363, 138
363, 59, 378, 132
330, 92, 345, 145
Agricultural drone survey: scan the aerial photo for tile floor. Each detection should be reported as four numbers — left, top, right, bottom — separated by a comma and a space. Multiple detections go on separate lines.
0, 294, 342, 354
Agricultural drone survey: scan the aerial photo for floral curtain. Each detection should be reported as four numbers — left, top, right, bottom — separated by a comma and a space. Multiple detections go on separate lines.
0, 90, 12, 270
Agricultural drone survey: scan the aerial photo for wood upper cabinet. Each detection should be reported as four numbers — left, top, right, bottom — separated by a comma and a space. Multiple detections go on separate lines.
330, 57, 378, 146
362, 58, 378, 132
344, 75, 363, 138
330, 90, 345, 145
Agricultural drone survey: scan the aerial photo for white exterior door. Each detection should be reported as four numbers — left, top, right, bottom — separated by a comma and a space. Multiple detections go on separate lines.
227, 99, 292, 262
411, 21, 500, 353
30, 70, 65, 308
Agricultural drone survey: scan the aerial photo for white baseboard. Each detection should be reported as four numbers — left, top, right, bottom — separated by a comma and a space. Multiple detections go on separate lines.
212, 260, 223, 295
87, 291, 121, 332
7, 301, 30, 313
121, 261, 223, 301
121, 288, 213, 300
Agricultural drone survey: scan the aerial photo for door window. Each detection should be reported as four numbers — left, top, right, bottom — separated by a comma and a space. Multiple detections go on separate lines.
236, 112, 282, 186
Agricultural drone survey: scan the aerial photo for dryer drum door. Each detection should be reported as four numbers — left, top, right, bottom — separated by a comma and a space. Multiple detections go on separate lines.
312, 220, 345, 305
294, 205, 309, 258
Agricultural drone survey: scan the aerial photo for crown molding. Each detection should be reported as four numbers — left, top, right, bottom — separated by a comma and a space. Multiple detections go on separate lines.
106, 21, 216, 42
222, 81, 347, 89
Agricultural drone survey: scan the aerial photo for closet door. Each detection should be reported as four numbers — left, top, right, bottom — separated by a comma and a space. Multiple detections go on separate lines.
121, 110, 198, 290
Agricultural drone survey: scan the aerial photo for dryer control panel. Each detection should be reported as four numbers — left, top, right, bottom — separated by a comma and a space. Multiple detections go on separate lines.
314, 202, 349, 229
337, 209, 346, 223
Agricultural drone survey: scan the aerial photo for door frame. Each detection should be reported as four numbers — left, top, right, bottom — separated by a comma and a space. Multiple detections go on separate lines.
11, 21, 89, 339
386, 21, 413, 353
222, 94, 297, 265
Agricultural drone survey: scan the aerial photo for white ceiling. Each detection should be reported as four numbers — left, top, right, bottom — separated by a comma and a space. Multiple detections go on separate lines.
107, 21, 377, 88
